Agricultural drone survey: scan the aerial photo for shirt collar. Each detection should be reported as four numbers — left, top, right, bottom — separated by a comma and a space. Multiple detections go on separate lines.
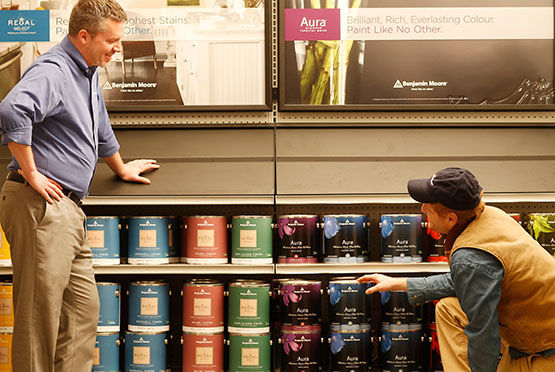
61, 36, 98, 78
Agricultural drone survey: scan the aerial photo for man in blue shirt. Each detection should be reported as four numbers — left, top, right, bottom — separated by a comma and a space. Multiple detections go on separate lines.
358, 167, 555, 372
0, 1, 159, 371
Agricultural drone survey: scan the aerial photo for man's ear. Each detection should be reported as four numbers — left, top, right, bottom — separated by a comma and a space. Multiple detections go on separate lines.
76, 29, 90, 45
447, 212, 458, 229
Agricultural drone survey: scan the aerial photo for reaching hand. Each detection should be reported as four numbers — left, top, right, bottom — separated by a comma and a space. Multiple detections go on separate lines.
118, 159, 160, 184
18, 169, 63, 204
356, 274, 407, 295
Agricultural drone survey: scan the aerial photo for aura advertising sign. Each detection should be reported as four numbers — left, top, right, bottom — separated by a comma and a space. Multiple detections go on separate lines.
280, 0, 555, 110
0, 1, 270, 111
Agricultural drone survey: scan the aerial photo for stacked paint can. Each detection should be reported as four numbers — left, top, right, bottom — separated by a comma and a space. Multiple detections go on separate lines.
0, 225, 10, 266
380, 214, 424, 263
95, 282, 121, 372
182, 279, 224, 372
125, 281, 169, 371
328, 277, 373, 372
128, 217, 170, 265
231, 216, 273, 264
523, 213, 555, 257
279, 279, 323, 372
322, 215, 369, 263
426, 302, 443, 372
380, 291, 423, 372
227, 280, 271, 372
168, 216, 181, 263
277, 215, 319, 263
0, 282, 13, 372
424, 217, 447, 262
182, 216, 228, 264
87, 217, 121, 266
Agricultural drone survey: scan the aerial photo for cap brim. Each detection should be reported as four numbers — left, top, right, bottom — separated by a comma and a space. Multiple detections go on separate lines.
407, 178, 437, 203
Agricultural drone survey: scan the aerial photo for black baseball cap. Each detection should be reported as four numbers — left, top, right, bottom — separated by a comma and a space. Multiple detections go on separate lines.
407, 167, 483, 210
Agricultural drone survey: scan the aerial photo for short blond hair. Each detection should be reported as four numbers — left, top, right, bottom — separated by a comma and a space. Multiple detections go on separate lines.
69, 0, 127, 37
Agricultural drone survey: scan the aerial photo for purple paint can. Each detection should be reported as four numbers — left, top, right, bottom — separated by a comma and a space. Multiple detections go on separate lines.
277, 215, 319, 264
280, 279, 322, 326
280, 325, 322, 372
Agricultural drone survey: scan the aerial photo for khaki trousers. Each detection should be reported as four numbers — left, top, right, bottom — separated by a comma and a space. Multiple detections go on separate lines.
0, 180, 99, 372
436, 297, 555, 372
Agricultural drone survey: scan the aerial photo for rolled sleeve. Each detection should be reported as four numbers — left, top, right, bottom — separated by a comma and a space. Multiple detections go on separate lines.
96, 90, 119, 158
407, 273, 456, 307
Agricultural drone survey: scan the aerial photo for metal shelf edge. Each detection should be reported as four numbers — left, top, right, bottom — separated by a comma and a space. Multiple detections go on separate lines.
83, 195, 275, 206
275, 262, 449, 274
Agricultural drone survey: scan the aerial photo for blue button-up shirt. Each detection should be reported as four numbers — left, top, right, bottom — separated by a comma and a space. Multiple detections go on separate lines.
407, 248, 504, 372
0, 36, 120, 199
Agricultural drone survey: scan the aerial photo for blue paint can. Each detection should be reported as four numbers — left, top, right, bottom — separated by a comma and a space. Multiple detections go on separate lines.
97, 282, 120, 332
323, 215, 369, 263
128, 281, 170, 332
93, 333, 120, 372
380, 214, 423, 263
380, 324, 423, 372
128, 217, 169, 265
168, 216, 181, 263
87, 217, 120, 265
330, 324, 371, 372
381, 291, 422, 325
328, 277, 371, 325
124, 331, 167, 372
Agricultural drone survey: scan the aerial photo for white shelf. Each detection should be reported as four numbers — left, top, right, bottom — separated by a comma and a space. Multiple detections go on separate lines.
93, 264, 275, 275
83, 195, 275, 206
276, 262, 449, 274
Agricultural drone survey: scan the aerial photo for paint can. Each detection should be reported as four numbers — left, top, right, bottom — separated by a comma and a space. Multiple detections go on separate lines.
87, 217, 120, 265
0, 225, 10, 266
183, 216, 228, 264
128, 281, 170, 332
330, 324, 371, 372
93, 332, 120, 372
428, 323, 443, 372
168, 216, 181, 263
97, 282, 120, 332
381, 291, 422, 325
128, 217, 169, 265
0, 282, 13, 333
228, 280, 270, 334
322, 215, 369, 263
280, 279, 322, 326
524, 213, 555, 256
0, 333, 12, 371
380, 214, 423, 263
277, 215, 319, 264
228, 332, 271, 372
182, 331, 224, 372
231, 216, 273, 265
124, 331, 166, 372
182, 279, 224, 333
280, 325, 322, 372
380, 324, 423, 372
328, 277, 371, 325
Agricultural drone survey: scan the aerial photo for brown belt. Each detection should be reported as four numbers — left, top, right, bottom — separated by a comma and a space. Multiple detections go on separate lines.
6, 171, 82, 207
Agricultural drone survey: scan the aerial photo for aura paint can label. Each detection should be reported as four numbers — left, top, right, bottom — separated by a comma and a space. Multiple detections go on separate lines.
231, 216, 273, 265
182, 279, 224, 333
0, 225, 10, 266
128, 281, 170, 332
87, 217, 120, 265
330, 324, 371, 372
380, 214, 423, 263
168, 216, 181, 263
184, 216, 228, 264
93, 333, 120, 372
0, 283, 13, 333
524, 213, 555, 257
328, 277, 371, 325
228, 280, 270, 334
124, 331, 166, 372
128, 217, 169, 265
182, 332, 224, 372
428, 323, 443, 372
97, 282, 120, 332
280, 325, 322, 372
0, 333, 12, 371
381, 291, 422, 325
425, 217, 447, 262
380, 324, 422, 372
280, 280, 321, 326
277, 215, 319, 264
228, 333, 271, 372
323, 215, 369, 263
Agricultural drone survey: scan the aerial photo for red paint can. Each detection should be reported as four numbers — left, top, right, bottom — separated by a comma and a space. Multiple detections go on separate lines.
182, 332, 224, 372
182, 279, 224, 333
183, 216, 228, 264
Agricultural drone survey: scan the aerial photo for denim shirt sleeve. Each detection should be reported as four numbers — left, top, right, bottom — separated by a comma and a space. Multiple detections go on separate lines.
450, 248, 504, 372
407, 273, 456, 306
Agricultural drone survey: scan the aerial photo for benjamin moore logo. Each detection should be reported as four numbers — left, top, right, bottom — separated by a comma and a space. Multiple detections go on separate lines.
102, 82, 113, 90
284, 8, 340, 41
393, 79, 448, 90
0, 10, 49, 42
393, 80, 404, 89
